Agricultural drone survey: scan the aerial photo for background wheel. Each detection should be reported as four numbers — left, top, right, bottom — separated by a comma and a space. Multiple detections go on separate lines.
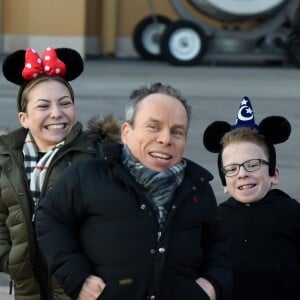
288, 40, 300, 67
161, 20, 208, 66
133, 15, 171, 60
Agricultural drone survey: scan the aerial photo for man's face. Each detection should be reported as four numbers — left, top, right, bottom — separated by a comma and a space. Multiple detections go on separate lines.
121, 93, 188, 171
222, 141, 279, 203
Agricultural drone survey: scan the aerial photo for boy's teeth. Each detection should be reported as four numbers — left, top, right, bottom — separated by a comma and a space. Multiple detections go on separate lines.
239, 184, 254, 190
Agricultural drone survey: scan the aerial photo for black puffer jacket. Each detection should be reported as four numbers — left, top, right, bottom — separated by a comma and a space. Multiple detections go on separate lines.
219, 189, 300, 300
0, 119, 120, 300
36, 145, 233, 300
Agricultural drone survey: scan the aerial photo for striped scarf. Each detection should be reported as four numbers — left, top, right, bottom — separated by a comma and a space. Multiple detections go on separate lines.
122, 145, 186, 229
23, 132, 64, 207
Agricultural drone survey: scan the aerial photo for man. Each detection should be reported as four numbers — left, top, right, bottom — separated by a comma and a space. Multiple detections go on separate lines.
35, 82, 232, 300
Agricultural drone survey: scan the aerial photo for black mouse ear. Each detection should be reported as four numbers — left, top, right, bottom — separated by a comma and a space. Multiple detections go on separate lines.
55, 47, 84, 81
203, 121, 231, 153
2, 49, 27, 85
259, 116, 291, 144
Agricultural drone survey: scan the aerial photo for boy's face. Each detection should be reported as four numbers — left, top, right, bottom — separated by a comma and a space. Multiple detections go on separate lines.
222, 142, 279, 204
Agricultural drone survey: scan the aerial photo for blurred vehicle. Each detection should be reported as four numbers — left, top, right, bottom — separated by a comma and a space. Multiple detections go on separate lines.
133, 0, 300, 66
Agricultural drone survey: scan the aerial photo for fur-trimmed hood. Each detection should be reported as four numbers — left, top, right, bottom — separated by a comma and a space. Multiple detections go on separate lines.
87, 114, 121, 144
0, 129, 8, 136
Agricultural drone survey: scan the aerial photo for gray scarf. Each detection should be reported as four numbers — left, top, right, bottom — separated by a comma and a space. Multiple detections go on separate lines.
122, 145, 186, 228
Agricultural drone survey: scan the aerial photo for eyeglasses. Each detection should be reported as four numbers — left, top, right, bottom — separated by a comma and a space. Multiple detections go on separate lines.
222, 159, 269, 177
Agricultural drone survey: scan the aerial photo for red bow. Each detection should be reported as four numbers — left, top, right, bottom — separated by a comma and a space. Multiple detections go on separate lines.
22, 47, 67, 80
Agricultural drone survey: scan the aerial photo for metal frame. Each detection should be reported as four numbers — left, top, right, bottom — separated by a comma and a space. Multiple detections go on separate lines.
171, 0, 299, 39
148, 0, 300, 63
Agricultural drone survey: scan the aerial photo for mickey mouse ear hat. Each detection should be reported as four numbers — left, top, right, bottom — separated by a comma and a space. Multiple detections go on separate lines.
2, 46, 84, 111
203, 96, 291, 185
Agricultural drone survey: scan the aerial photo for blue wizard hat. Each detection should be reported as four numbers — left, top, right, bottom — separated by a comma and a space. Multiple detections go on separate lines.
231, 96, 259, 130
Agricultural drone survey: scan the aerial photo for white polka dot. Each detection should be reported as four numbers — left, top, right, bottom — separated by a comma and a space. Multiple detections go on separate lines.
33, 73, 38, 78
44, 55, 50, 61
55, 68, 61, 74
37, 58, 42, 64
46, 47, 51, 51
25, 63, 32, 68
31, 49, 36, 53
44, 65, 50, 71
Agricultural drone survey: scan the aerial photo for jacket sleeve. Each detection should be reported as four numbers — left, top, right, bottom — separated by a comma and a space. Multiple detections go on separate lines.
35, 163, 93, 299
200, 184, 233, 300
0, 186, 10, 273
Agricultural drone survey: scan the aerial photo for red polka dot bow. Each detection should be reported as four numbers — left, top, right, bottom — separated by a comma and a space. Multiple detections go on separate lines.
22, 47, 67, 80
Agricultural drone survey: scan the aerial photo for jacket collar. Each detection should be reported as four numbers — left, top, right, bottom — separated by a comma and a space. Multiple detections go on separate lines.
105, 145, 214, 185
184, 158, 214, 184
224, 188, 291, 207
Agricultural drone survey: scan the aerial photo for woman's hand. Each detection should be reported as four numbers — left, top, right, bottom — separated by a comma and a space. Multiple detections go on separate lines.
77, 275, 106, 300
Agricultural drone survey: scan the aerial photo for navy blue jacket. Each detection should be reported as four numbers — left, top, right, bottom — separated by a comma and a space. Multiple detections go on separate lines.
36, 145, 232, 300
219, 189, 300, 300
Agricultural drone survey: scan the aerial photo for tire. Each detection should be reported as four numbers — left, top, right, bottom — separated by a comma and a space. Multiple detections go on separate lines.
133, 15, 171, 60
161, 20, 208, 66
289, 42, 300, 67
287, 28, 300, 68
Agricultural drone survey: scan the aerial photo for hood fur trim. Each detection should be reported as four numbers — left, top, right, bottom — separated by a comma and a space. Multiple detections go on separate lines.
0, 129, 8, 136
87, 114, 121, 144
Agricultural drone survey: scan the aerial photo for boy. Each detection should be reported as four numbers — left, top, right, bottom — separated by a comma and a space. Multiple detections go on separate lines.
203, 97, 300, 300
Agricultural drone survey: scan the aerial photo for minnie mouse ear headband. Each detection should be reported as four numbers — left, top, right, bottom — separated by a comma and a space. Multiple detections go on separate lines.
203, 96, 291, 185
2, 47, 84, 111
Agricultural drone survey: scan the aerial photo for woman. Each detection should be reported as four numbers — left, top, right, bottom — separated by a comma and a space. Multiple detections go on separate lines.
0, 47, 120, 300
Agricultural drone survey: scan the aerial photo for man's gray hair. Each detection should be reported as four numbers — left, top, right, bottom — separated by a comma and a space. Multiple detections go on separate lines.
125, 82, 191, 128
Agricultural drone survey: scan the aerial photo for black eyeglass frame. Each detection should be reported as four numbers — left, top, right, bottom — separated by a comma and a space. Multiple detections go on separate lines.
222, 158, 270, 177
